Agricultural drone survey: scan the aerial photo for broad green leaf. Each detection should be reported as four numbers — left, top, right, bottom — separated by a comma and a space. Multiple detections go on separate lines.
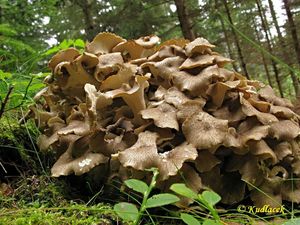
28, 83, 46, 91
202, 219, 222, 225
44, 46, 60, 56
0, 70, 12, 80
113, 202, 138, 222
201, 191, 221, 207
59, 39, 73, 49
282, 218, 300, 225
170, 183, 198, 199
124, 179, 148, 195
74, 39, 85, 48
145, 193, 179, 208
180, 213, 201, 225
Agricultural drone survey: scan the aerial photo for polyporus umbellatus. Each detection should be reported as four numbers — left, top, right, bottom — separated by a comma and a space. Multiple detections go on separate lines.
30, 32, 300, 207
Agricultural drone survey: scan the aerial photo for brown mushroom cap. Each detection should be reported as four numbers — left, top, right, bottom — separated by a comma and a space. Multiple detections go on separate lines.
94, 52, 124, 82
118, 131, 197, 180
258, 85, 293, 108
112, 40, 150, 60
157, 38, 190, 50
49, 48, 80, 72
86, 32, 125, 54
141, 103, 179, 130
100, 63, 137, 91
134, 35, 160, 49
51, 135, 109, 177
30, 32, 300, 208
185, 37, 215, 56
182, 111, 238, 151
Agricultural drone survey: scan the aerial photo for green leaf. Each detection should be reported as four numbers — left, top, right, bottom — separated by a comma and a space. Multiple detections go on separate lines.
74, 39, 85, 48
202, 219, 222, 225
59, 39, 73, 49
170, 183, 198, 200
145, 193, 179, 208
44, 46, 60, 56
282, 218, 300, 225
0, 70, 12, 80
28, 83, 45, 91
180, 213, 201, 225
113, 202, 138, 222
201, 191, 221, 207
125, 179, 148, 195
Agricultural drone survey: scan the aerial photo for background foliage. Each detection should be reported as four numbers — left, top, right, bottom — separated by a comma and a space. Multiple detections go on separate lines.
1, 0, 300, 104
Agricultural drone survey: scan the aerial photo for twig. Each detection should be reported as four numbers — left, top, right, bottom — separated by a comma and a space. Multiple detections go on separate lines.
0, 86, 14, 119
0, 161, 7, 173
5, 76, 33, 112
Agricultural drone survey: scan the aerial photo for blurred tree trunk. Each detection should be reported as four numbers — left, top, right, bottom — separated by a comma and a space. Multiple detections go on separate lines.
75, 0, 96, 41
268, 0, 284, 46
283, 0, 300, 67
174, 0, 195, 40
268, 0, 300, 96
256, 0, 284, 97
220, 18, 238, 71
222, 0, 250, 79
215, 0, 238, 71
260, 3, 274, 47
252, 16, 273, 87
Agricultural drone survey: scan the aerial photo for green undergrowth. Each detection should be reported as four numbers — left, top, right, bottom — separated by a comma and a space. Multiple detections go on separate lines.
0, 115, 117, 225
0, 203, 117, 225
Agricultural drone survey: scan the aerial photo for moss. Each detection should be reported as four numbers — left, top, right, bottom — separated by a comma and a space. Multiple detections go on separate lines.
0, 173, 120, 225
0, 114, 44, 179
0, 204, 118, 225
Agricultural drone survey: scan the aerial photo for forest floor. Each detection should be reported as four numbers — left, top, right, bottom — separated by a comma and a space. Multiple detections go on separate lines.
0, 115, 299, 225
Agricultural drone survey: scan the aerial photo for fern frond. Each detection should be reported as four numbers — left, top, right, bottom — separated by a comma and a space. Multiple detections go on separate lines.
0, 24, 17, 37
1, 37, 35, 53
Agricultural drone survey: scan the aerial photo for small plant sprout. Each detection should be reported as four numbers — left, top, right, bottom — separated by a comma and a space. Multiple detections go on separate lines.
170, 183, 222, 225
114, 168, 180, 225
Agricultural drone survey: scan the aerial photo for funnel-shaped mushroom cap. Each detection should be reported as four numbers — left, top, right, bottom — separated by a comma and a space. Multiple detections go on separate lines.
52, 52, 99, 98
141, 103, 179, 130
259, 85, 293, 108
86, 32, 125, 54
135, 35, 160, 49
185, 37, 215, 56
118, 131, 197, 180
105, 75, 149, 121
51, 135, 109, 177
49, 48, 80, 71
182, 111, 238, 150
100, 63, 137, 91
94, 52, 124, 82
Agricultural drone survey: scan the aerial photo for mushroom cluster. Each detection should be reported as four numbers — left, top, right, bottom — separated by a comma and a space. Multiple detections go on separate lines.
31, 32, 300, 207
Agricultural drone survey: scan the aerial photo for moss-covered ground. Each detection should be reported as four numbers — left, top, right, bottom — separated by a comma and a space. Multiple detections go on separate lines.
0, 114, 121, 225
